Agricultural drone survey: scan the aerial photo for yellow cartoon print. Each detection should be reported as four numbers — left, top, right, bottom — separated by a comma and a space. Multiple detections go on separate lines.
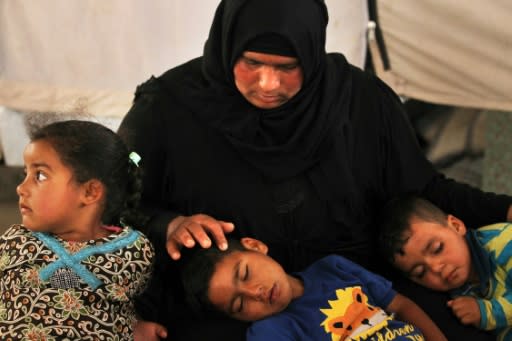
320, 286, 390, 341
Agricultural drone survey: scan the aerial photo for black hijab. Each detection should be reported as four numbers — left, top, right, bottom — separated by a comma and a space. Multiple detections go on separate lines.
174, 0, 354, 184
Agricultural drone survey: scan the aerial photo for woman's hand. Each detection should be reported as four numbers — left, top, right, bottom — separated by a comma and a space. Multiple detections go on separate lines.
166, 214, 235, 260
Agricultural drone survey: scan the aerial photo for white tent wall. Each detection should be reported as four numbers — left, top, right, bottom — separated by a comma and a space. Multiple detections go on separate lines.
0, 1, 220, 119
0, 0, 368, 166
369, 0, 512, 111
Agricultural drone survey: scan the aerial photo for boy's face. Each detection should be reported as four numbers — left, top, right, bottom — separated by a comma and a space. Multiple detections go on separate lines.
393, 215, 474, 291
208, 238, 302, 321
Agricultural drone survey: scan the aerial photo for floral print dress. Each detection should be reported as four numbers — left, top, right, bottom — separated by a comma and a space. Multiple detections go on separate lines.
0, 224, 154, 341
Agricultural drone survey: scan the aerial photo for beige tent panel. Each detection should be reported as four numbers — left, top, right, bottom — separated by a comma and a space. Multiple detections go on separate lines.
369, 0, 512, 111
0, 80, 132, 118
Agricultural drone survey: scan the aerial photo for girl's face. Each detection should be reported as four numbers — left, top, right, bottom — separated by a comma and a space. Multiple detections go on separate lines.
17, 140, 86, 236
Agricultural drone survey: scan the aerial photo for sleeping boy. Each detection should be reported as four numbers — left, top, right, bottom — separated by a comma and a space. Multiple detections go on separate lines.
379, 195, 512, 340
179, 236, 446, 340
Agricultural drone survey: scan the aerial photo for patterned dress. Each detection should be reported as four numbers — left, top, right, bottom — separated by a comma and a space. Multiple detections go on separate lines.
0, 224, 154, 341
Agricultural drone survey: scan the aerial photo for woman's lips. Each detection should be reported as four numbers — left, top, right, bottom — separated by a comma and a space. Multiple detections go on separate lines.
257, 94, 282, 104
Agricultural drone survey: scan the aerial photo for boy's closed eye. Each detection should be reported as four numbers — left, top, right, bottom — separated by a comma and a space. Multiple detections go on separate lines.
233, 296, 243, 313
408, 241, 444, 278
432, 242, 443, 254
232, 262, 250, 313
410, 266, 426, 279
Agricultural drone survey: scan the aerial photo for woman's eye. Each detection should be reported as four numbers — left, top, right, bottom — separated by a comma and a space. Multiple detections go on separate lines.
278, 64, 299, 71
242, 58, 261, 68
35, 171, 48, 182
245, 59, 259, 66
433, 242, 443, 254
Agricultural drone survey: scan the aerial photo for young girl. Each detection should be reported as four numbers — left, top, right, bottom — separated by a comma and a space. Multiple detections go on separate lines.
0, 120, 154, 340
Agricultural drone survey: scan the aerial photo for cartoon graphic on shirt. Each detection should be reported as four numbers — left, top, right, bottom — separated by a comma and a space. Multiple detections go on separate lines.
320, 286, 390, 341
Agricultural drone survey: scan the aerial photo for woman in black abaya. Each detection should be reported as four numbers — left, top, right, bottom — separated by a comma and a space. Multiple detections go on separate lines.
121, 0, 508, 339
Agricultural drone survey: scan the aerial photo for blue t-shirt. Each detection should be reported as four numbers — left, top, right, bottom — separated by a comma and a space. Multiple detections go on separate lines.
247, 255, 424, 340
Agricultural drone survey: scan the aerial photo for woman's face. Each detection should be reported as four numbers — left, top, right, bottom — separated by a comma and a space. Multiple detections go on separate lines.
233, 51, 303, 109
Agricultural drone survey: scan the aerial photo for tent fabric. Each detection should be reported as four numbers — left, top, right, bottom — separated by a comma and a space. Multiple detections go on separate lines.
0, 82, 133, 118
369, 0, 512, 111
0, 0, 219, 118
0, 0, 367, 118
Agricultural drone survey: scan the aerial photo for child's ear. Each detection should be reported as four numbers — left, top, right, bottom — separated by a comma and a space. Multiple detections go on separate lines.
447, 214, 467, 235
240, 237, 269, 255
80, 179, 105, 205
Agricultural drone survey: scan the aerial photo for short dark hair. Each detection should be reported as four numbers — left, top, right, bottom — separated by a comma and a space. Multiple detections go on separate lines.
378, 195, 448, 264
180, 238, 247, 317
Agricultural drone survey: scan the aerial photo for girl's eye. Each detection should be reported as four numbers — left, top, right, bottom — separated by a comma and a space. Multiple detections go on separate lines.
35, 171, 48, 182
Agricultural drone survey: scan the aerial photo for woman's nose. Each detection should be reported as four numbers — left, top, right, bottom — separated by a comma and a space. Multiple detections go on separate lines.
258, 67, 280, 91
